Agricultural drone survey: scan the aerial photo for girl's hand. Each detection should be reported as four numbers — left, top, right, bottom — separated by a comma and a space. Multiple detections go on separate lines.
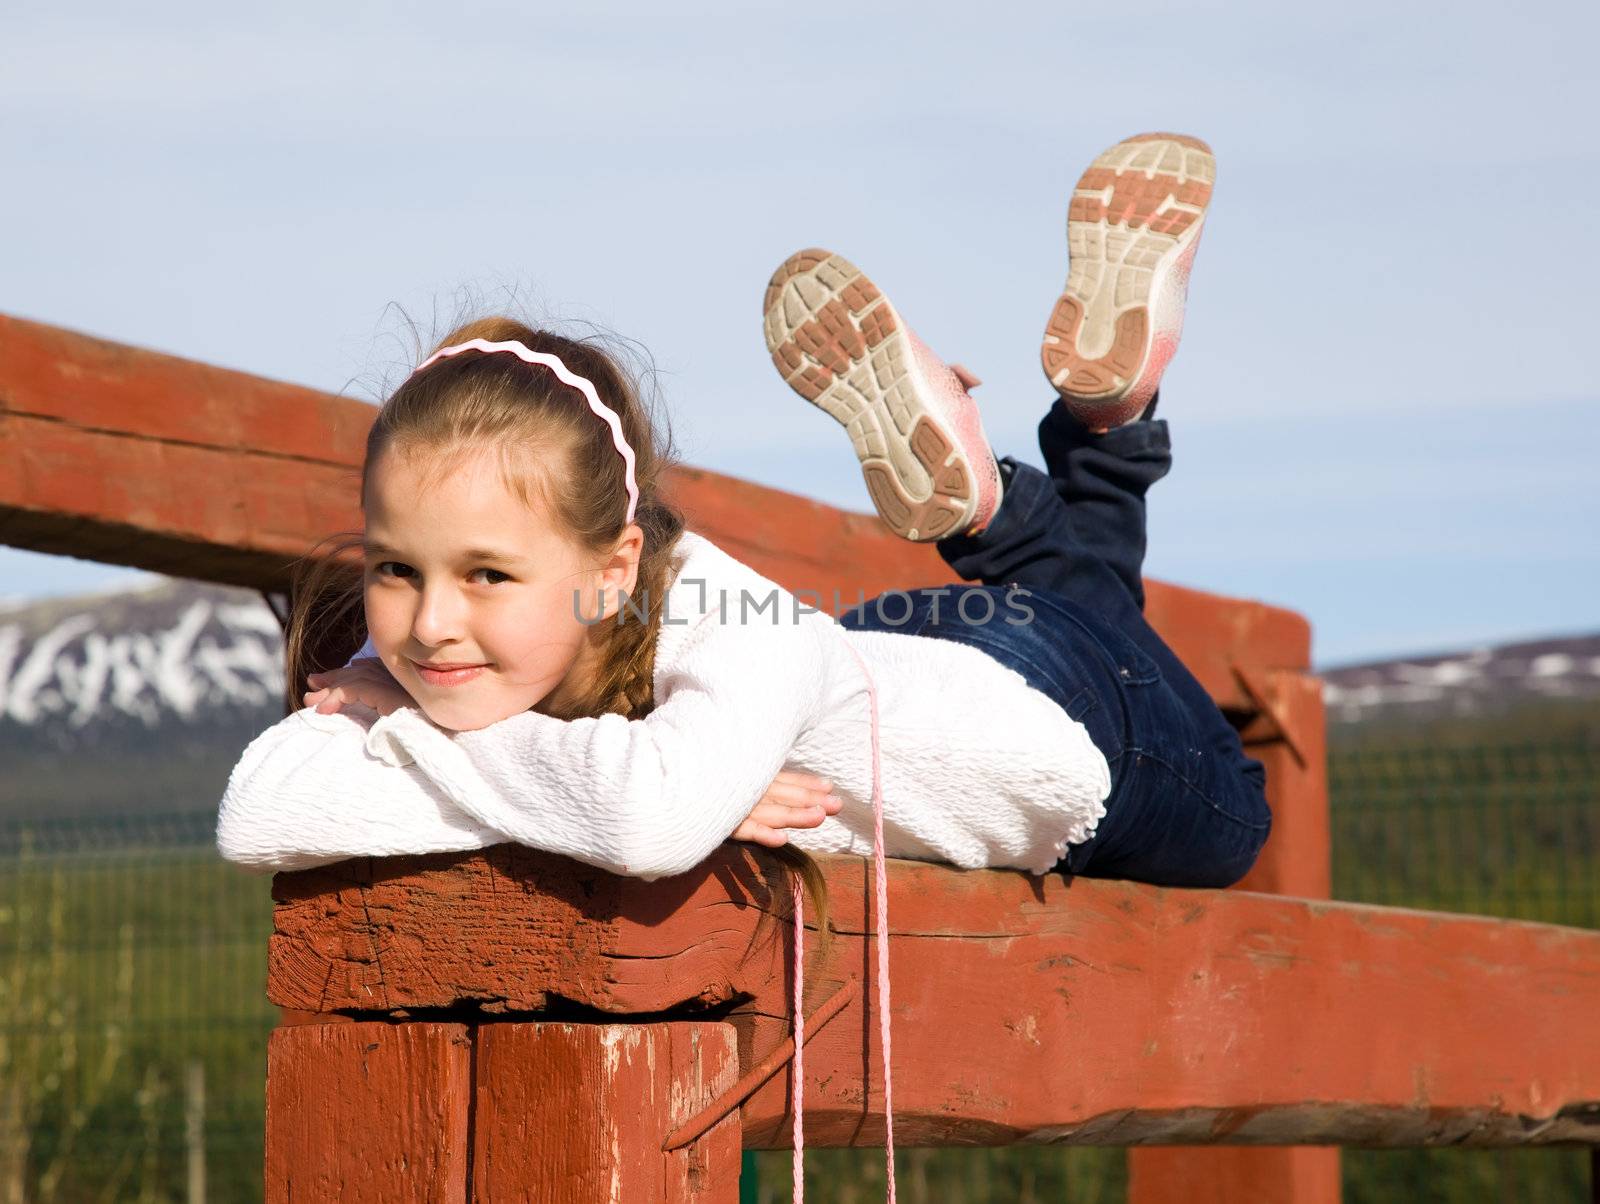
732, 770, 844, 849
303, 659, 415, 718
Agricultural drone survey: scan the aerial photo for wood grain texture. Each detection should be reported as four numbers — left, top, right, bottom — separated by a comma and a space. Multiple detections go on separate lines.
268, 843, 788, 1016
473, 1023, 740, 1203
268, 848, 1600, 1149
264, 1021, 471, 1202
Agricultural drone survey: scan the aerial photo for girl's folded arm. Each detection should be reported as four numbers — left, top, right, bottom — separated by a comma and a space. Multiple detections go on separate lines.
215, 708, 505, 872
352, 614, 832, 879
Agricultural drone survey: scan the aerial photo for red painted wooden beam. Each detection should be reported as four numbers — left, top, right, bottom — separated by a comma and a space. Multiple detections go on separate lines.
0, 314, 371, 588
267, 847, 1600, 1149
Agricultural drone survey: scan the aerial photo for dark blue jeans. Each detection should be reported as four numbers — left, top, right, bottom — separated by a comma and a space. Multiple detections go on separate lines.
838, 397, 1270, 888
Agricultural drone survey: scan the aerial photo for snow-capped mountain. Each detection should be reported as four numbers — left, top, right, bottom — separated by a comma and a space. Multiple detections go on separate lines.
0, 582, 285, 730
1321, 633, 1600, 724
0, 579, 287, 820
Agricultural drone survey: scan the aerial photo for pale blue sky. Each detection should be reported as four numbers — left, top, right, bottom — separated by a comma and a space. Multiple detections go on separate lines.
2, 1, 1595, 666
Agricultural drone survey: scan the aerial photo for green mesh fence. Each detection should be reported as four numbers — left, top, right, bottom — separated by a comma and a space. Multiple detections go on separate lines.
0, 812, 276, 1203
1329, 736, 1597, 1204
0, 735, 1594, 1201
1330, 741, 1599, 927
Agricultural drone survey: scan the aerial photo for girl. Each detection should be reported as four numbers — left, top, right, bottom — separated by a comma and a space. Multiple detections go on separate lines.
218, 128, 1267, 899
218, 130, 1265, 1197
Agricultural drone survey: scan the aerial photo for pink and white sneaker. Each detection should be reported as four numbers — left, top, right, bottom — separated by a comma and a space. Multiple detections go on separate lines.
764, 248, 1003, 542
1041, 132, 1216, 430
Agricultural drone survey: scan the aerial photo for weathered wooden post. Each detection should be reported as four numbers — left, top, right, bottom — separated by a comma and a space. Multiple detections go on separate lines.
265, 1018, 742, 1202
265, 1023, 473, 1200
263, 847, 779, 1202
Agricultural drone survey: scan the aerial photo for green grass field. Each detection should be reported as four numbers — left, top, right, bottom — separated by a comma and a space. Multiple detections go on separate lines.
1, 727, 1595, 1202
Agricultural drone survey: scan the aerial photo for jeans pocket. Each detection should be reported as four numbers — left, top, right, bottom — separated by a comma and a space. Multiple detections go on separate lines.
1018, 588, 1162, 686
934, 619, 1123, 765
1140, 732, 1273, 838
1095, 626, 1162, 687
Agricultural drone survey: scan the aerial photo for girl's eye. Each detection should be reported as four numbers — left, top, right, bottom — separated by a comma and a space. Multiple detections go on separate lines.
371, 562, 507, 584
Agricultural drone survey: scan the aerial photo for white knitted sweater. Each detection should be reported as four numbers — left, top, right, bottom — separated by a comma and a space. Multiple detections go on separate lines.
216, 531, 1110, 879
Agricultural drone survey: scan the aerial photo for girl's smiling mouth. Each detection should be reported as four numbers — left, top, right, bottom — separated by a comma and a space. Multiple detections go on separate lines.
410, 660, 490, 687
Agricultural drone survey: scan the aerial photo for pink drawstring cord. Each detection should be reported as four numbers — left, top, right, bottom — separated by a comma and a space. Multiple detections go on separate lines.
849, 641, 897, 1204
791, 640, 895, 1204
791, 875, 805, 1197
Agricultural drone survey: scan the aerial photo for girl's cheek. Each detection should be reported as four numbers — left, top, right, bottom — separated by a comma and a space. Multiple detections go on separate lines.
364, 594, 408, 655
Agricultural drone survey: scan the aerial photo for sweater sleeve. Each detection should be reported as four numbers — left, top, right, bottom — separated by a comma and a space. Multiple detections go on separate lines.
360, 611, 833, 879
214, 706, 507, 873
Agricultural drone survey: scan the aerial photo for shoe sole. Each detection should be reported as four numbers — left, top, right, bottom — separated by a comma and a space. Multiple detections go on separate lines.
1041, 132, 1215, 425
764, 249, 981, 541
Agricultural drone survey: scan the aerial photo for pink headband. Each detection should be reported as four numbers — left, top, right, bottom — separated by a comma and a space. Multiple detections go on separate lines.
412, 337, 640, 524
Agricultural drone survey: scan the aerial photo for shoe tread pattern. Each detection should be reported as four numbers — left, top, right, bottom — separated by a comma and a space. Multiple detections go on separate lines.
1042, 134, 1214, 412
765, 250, 974, 540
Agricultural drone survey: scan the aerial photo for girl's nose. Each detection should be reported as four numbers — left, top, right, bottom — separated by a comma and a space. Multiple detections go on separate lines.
410, 585, 466, 647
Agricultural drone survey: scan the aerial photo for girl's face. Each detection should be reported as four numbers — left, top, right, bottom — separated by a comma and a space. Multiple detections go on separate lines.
361, 444, 637, 732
